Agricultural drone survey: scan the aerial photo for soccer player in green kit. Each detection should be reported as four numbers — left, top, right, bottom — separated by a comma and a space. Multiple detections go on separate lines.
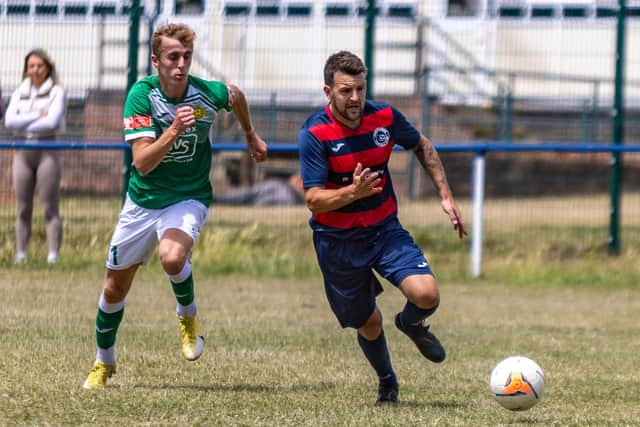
83, 23, 267, 389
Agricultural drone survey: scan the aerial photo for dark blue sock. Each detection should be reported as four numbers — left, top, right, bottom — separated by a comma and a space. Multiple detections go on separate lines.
400, 301, 438, 326
357, 329, 396, 383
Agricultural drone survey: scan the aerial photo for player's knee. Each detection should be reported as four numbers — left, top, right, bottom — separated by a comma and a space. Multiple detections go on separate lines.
412, 284, 440, 309
358, 309, 383, 340
158, 245, 188, 275
160, 254, 186, 276
103, 282, 126, 303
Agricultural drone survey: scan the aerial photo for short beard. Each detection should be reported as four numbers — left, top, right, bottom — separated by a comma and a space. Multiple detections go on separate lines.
337, 103, 361, 122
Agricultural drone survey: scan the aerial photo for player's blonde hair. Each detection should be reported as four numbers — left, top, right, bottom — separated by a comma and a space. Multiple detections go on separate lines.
152, 23, 196, 56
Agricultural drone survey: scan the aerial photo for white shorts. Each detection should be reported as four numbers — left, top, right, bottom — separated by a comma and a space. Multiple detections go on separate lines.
106, 194, 210, 270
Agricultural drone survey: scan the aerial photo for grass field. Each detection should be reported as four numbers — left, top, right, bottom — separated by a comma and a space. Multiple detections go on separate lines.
1, 268, 639, 426
1, 196, 640, 425
3, 194, 640, 286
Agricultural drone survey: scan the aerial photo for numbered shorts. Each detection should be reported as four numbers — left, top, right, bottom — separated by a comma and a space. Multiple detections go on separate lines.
312, 218, 433, 329
106, 194, 209, 270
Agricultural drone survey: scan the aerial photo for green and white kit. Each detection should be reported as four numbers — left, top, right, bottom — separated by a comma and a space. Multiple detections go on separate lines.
123, 74, 232, 209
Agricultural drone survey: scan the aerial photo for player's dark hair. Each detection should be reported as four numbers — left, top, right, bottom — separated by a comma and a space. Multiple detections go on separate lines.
152, 23, 196, 57
324, 51, 367, 86
22, 49, 58, 84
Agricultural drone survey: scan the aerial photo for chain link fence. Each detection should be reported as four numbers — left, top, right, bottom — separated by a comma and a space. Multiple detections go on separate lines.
2, 0, 640, 268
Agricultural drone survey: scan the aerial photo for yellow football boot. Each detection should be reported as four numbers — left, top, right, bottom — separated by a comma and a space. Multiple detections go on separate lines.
177, 315, 205, 361
83, 361, 115, 389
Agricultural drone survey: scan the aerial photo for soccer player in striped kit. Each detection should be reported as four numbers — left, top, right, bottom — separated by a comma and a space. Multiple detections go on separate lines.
298, 51, 466, 405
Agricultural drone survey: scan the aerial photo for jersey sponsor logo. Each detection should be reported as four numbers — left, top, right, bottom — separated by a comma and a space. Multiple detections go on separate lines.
373, 127, 390, 147
123, 115, 152, 130
330, 142, 345, 153
163, 134, 198, 163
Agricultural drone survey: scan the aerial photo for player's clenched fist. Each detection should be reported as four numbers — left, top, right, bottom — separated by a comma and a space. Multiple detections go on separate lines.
173, 106, 196, 132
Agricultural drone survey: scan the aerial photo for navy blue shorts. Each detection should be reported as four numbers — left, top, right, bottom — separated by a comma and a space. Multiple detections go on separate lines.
313, 218, 433, 329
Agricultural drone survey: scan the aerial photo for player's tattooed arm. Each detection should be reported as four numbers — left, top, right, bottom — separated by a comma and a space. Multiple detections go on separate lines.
412, 135, 449, 195
413, 135, 467, 238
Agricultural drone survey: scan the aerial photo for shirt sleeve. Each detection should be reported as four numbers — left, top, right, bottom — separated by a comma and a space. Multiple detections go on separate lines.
390, 106, 421, 150
4, 89, 40, 130
123, 82, 155, 142
203, 80, 232, 112
25, 86, 66, 133
298, 127, 328, 189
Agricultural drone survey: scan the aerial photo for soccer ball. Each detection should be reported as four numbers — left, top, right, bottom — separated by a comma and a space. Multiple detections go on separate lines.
489, 356, 544, 411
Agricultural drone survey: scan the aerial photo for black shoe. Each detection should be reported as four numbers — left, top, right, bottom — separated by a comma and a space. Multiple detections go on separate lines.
395, 313, 446, 363
376, 381, 399, 406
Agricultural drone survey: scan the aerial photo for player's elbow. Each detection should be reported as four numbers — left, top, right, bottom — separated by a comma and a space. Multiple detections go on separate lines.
305, 196, 321, 214
133, 161, 154, 176
304, 190, 325, 214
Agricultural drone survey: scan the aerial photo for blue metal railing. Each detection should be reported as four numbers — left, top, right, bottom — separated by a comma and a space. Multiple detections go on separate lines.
3, 141, 640, 153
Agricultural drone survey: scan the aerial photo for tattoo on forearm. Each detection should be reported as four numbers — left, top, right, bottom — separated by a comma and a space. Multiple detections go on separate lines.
416, 139, 447, 190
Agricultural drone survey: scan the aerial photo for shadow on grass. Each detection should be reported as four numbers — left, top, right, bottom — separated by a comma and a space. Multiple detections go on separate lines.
132, 381, 339, 394
500, 416, 540, 425
391, 399, 469, 410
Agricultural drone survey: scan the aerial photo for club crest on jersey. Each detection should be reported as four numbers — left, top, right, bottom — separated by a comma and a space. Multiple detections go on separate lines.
193, 105, 206, 120
373, 127, 390, 147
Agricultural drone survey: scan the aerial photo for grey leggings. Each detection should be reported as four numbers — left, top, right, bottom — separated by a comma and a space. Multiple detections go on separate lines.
13, 149, 62, 256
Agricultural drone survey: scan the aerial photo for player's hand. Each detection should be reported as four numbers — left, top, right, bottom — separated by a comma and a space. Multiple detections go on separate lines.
246, 129, 268, 163
172, 106, 196, 133
352, 163, 383, 199
441, 196, 467, 239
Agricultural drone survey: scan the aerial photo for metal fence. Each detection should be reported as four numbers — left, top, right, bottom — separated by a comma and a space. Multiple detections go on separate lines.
3, 2, 640, 145
2, 142, 640, 274
2, 1, 640, 269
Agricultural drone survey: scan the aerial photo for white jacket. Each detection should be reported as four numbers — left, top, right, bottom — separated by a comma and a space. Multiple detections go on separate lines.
4, 77, 66, 140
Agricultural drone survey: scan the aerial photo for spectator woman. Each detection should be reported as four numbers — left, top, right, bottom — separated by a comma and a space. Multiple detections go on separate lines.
4, 49, 66, 264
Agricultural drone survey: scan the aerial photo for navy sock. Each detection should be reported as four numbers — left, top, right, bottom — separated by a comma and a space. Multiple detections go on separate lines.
357, 329, 396, 382
400, 301, 438, 326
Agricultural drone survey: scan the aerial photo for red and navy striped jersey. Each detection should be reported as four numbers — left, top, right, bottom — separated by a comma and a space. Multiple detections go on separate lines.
298, 100, 420, 238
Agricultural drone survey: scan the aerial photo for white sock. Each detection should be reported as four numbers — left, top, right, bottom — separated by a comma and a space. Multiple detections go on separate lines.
47, 252, 58, 264
169, 262, 192, 284
96, 346, 116, 365
99, 293, 124, 314
177, 302, 197, 317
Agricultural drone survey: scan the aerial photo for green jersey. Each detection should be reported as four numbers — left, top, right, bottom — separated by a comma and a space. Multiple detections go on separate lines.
123, 75, 231, 209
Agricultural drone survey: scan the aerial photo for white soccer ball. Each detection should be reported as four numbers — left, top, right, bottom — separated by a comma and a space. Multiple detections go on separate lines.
489, 356, 545, 411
